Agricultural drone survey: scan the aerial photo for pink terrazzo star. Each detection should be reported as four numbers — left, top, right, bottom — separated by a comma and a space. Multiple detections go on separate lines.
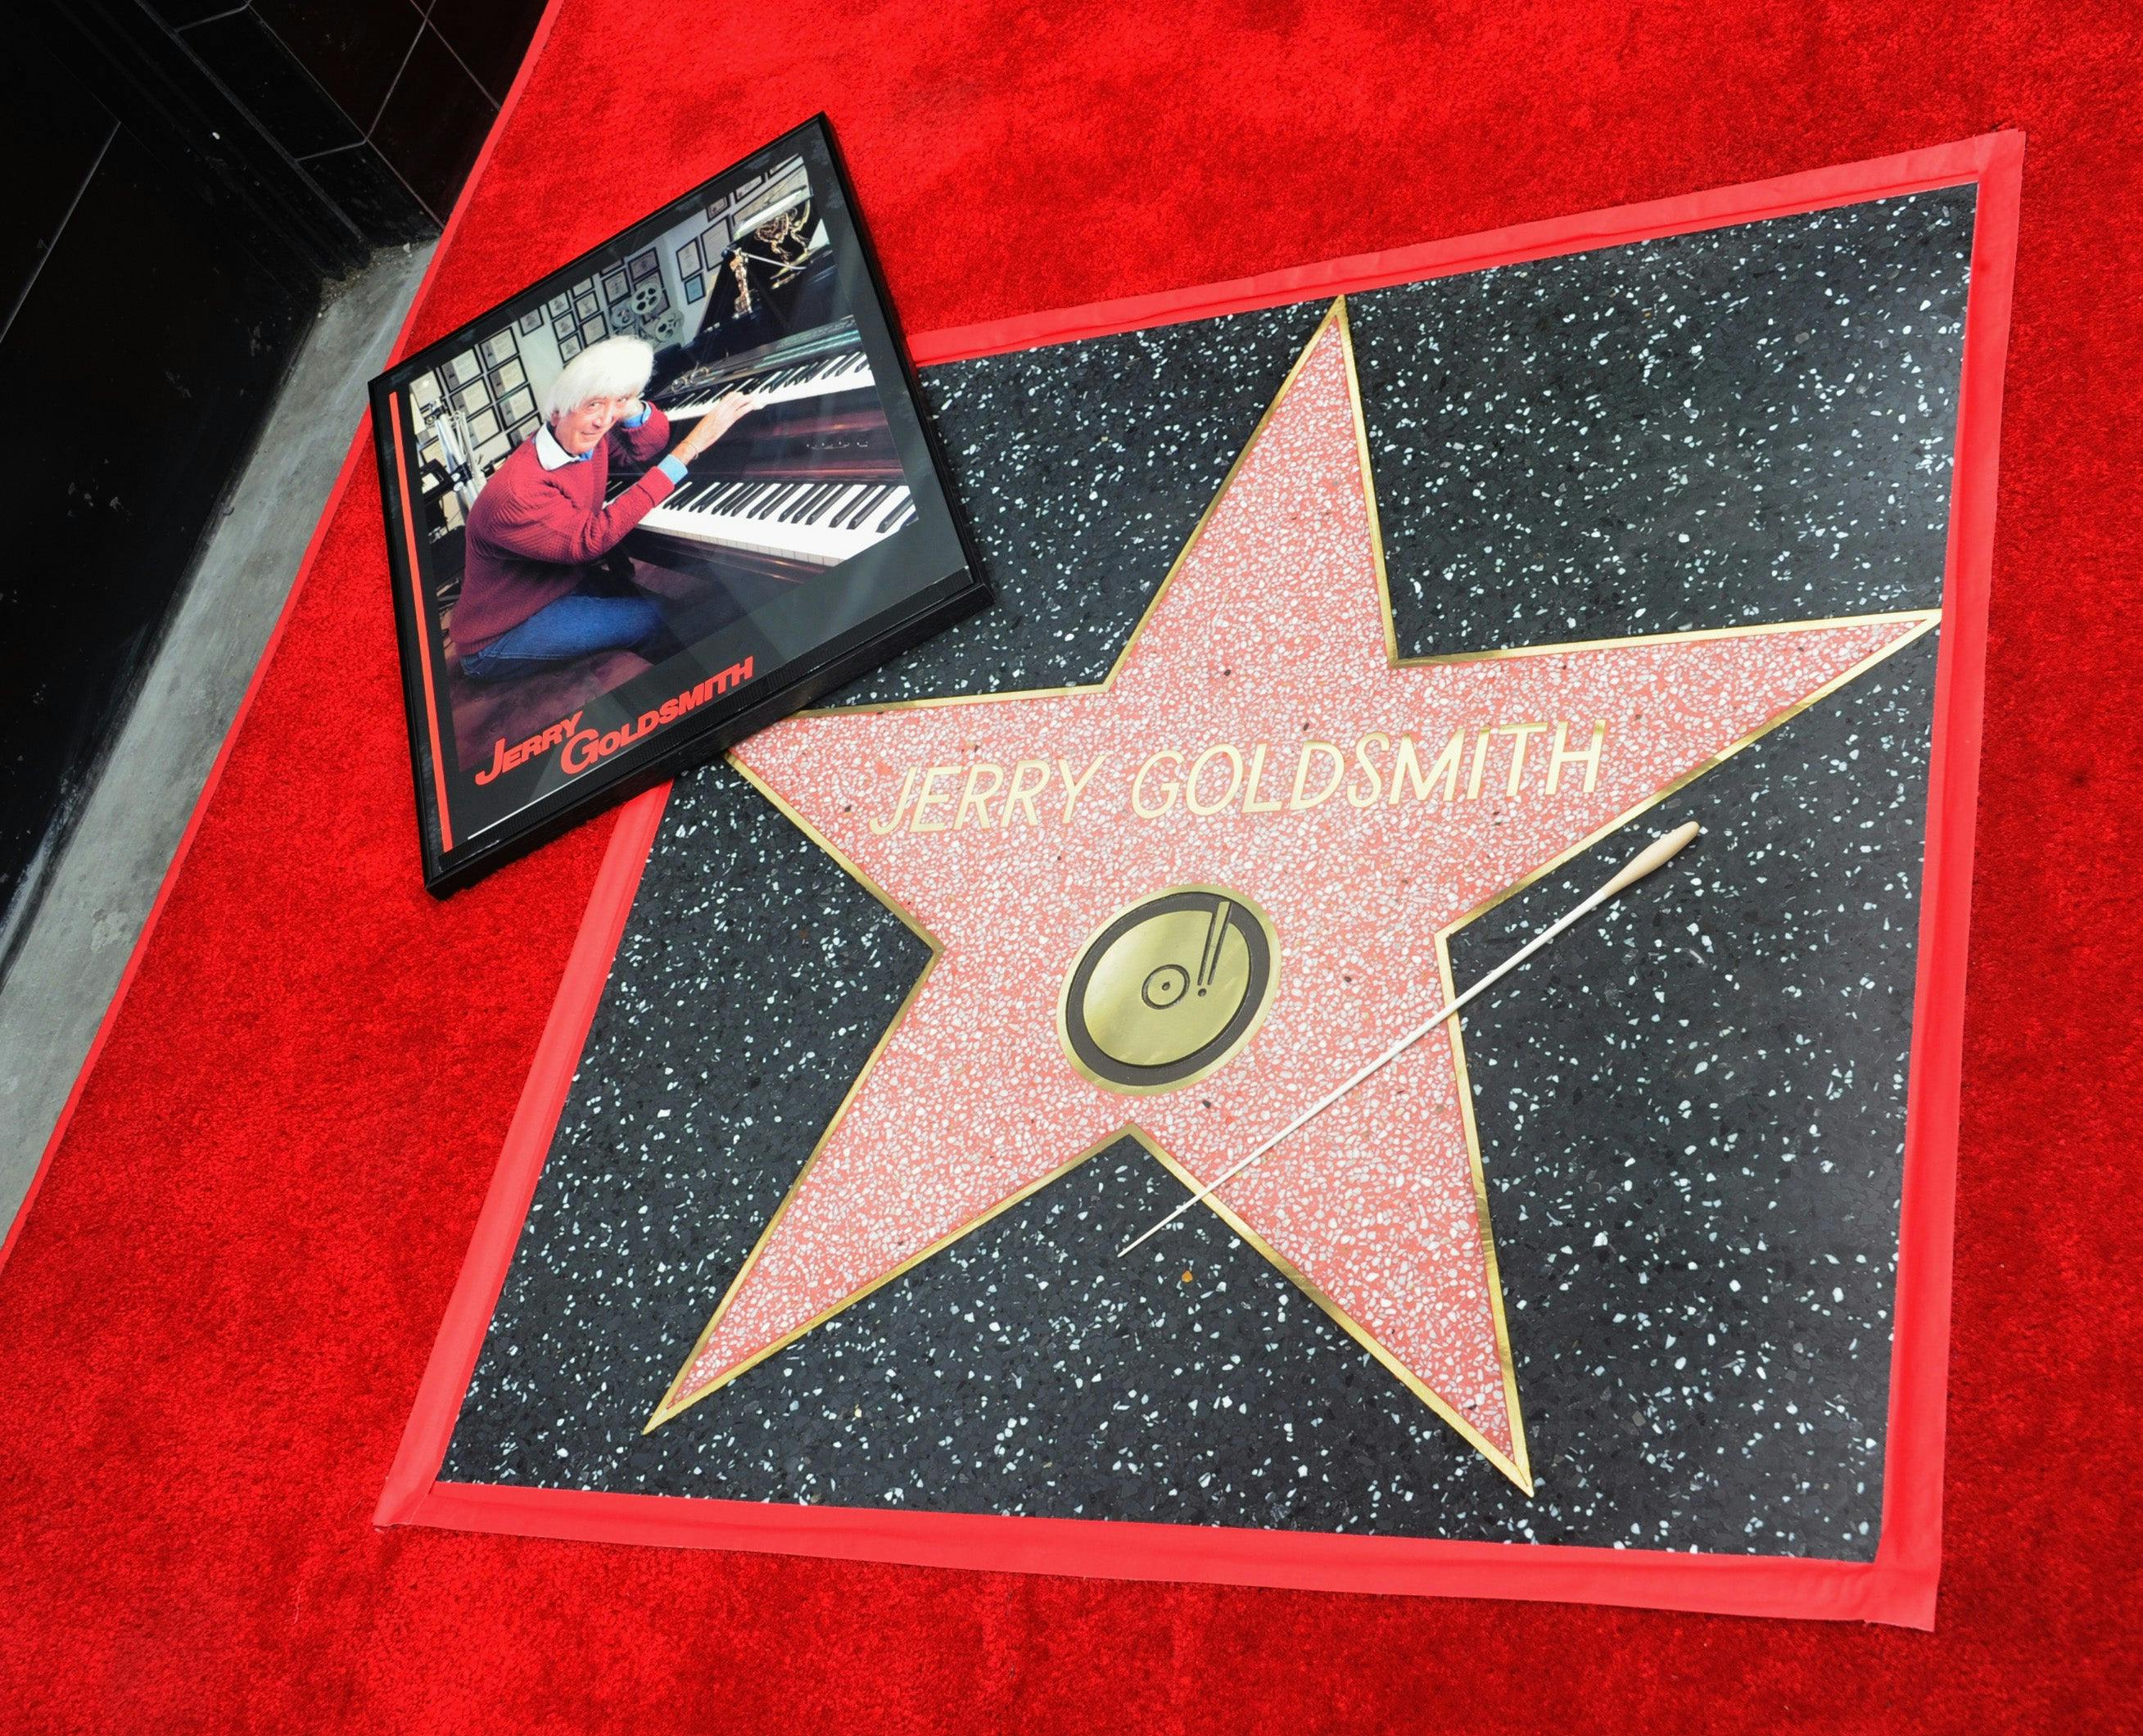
649, 302, 1935, 1489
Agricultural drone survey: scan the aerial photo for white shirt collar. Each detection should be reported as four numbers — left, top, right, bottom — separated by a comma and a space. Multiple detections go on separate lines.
535, 425, 588, 470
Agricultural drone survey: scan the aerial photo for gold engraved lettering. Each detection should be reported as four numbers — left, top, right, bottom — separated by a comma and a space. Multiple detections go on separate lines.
1389, 729, 1466, 805
954, 762, 1003, 830
909, 765, 957, 833
1058, 753, 1110, 823
867, 765, 917, 836
1290, 742, 1346, 811
1545, 719, 1607, 794
1002, 758, 1051, 826
1466, 727, 1493, 801
1494, 721, 1549, 798
1242, 743, 1284, 813
1346, 731, 1389, 808
1132, 750, 1184, 819
1186, 744, 1246, 816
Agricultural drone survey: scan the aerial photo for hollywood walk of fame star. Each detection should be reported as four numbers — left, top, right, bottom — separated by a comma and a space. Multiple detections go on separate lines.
645, 301, 1935, 1490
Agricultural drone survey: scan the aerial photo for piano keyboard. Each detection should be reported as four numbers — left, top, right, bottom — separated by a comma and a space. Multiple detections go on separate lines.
638, 476, 919, 567
658, 350, 875, 422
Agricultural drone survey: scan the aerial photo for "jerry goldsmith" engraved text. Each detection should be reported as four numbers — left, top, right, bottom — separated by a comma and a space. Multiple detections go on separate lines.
864, 721, 1607, 835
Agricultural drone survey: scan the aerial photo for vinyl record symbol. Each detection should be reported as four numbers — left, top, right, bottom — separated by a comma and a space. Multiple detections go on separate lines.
1057, 885, 1279, 1095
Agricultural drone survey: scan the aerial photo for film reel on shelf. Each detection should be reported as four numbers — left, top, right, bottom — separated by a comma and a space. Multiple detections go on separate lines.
603, 282, 680, 346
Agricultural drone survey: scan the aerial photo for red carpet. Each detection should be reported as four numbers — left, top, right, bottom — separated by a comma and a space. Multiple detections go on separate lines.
3, 2, 2136, 1727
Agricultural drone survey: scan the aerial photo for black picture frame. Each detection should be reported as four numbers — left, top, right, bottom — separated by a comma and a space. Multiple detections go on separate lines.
369, 115, 988, 896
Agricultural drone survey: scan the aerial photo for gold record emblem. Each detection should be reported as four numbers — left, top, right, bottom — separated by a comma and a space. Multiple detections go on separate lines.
1057, 885, 1279, 1094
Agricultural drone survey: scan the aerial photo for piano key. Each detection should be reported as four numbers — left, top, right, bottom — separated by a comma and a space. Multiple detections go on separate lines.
637, 474, 916, 568
782, 481, 843, 525
744, 481, 804, 521
658, 350, 876, 420
805, 484, 870, 527
766, 480, 818, 523
873, 486, 914, 533
807, 484, 859, 521
772, 481, 824, 520
830, 482, 891, 531
775, 481, 830, 525
822, 480, 883, 527
698, 478, 753, 513
761, 482, 816, 521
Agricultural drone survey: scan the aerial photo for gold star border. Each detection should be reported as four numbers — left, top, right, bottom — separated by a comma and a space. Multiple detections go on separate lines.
644, 299, 1939, 1499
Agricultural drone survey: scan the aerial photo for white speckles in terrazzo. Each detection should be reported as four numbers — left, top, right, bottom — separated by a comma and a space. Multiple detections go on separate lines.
671, 315, 1929, 1479
444, 186, 1964, 1555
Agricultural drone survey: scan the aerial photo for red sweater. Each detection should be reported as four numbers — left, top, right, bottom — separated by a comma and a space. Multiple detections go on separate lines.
453, 409, 676, 651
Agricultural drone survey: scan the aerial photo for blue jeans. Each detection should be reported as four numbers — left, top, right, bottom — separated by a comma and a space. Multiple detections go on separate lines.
460, 590, 666, 680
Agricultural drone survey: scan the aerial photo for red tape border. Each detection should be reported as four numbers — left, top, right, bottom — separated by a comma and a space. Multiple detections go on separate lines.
377, 131, 2023, 1629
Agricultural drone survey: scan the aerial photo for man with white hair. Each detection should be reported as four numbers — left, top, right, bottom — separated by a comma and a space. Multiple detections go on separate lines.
454, 334, 758, 680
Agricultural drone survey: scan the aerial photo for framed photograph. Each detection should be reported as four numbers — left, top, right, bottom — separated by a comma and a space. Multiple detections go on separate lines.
370, 115, 988, 895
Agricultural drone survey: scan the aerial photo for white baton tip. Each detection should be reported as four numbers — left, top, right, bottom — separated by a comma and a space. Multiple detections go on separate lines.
1600, 820, 1701, 899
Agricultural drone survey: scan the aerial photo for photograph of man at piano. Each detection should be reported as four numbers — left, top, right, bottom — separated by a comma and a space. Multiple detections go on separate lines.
391, 150, 927, 799
454, 335, 763, 683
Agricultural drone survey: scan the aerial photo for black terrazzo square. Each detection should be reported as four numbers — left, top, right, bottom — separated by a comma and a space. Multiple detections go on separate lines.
441, 188, 1972, 1557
